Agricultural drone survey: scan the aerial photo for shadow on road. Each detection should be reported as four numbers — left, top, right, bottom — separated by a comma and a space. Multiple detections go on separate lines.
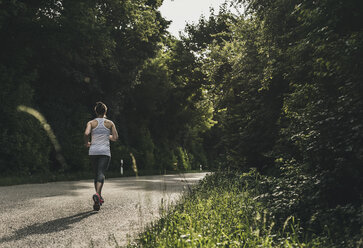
0, 211, 97, 243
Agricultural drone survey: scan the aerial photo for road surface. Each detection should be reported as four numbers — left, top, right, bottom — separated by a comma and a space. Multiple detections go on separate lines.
0, 173, 207, 247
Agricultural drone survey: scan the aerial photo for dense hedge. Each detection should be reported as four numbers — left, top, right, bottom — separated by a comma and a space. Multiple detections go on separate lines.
130, 171, 361, 247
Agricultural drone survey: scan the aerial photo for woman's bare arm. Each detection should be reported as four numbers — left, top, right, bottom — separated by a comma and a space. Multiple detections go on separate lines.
109, 122, 118, 141
84, 121, 92, 147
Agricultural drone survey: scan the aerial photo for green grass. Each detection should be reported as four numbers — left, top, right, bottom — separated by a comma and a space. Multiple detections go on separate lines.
128, 171, 332, 247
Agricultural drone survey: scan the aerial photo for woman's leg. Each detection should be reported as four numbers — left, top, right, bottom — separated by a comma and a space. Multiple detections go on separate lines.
95, 155, 110, 196
91, 155, 98, 191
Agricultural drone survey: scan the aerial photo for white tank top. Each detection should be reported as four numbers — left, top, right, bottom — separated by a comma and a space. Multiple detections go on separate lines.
89, 118, 111, 156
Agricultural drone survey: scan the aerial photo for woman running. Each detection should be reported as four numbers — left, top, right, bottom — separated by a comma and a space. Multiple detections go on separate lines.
84, 101, 118, 211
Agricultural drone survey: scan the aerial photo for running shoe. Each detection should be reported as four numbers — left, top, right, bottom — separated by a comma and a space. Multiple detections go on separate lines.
92, 194, 100, 211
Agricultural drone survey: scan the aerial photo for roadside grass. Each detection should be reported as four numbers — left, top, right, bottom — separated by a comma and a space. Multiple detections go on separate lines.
128, 171, 332, 247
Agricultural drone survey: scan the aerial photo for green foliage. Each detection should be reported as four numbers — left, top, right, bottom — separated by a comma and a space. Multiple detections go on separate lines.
0, 0, 216, 179
1, 114, 52, 176
131, 126, 156, 170
178, 1, 363, 245
182, 3, 234, 51
175, 147, 191, 171
0, 4, 52, 175
1, 1, 362, 244
122, 36, 215, 172
191, 15, 286, 171
255, 162, 363, 247
129, 171, 334, 247
278, 0, 363, 206
154, 145, 178, 172
0, 0, 168, 177
191, 0, 363, 204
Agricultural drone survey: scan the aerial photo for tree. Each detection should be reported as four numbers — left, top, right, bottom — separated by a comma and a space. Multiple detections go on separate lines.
0, 0, 169, 176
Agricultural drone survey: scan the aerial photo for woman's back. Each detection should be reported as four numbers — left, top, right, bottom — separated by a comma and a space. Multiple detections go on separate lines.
89, 118, 111, 156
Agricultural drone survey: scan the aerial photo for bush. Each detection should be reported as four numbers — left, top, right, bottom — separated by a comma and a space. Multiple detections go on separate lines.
128, 171, 340, 247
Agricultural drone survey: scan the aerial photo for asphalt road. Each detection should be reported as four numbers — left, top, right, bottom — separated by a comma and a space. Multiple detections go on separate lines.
0, 172, 207, 248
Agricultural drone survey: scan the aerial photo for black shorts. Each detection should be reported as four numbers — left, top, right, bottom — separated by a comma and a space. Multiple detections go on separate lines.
90, 155, 110, 183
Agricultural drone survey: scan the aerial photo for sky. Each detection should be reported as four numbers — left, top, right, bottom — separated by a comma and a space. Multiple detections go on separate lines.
159, 0, 229, 37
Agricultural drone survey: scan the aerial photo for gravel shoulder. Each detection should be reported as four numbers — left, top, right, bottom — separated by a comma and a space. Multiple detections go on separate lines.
0, 173, 207, 248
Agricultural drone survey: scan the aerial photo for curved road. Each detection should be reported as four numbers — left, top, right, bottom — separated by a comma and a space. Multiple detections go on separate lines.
0, 173, 207, 248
